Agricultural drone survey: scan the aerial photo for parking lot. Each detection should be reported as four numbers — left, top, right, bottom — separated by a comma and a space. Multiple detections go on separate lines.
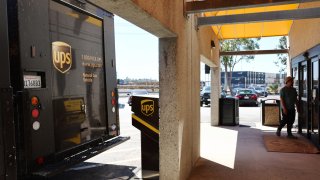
201, 95, 280, 125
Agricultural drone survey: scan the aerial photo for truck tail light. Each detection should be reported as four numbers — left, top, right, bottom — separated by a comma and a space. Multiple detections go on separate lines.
32, 121, 40, 130
31, 109, 40, 119
112, 98, 116, 106
36, 156, 44, 165
111, 90, 117, 106
31, 96, 41, 130
31, 96, 39, 106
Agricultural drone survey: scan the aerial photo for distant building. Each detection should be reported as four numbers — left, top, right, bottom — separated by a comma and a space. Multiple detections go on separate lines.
221, 71, 286, 89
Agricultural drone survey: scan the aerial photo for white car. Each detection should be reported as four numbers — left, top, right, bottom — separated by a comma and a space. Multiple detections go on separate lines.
127, 89, 149, 106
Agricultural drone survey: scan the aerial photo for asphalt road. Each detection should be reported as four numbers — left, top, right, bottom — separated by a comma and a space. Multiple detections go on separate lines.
51, 97, 142, 180
50, 95, 280, 179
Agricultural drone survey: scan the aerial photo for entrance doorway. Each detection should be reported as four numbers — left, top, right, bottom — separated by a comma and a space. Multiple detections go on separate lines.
292, 45, 320, 146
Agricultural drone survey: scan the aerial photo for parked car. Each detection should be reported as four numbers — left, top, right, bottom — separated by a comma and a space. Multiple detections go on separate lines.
231, 87, 242, 96
235, 89, 259, 106
127, 89, 149, 106
200, 86, 226, 107
200, 86, 211, 107
250, 86, 268, 97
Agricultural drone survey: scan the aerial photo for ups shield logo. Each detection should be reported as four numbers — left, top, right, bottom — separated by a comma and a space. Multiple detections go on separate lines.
141, 99, 154, 116
52, 41, 72, 73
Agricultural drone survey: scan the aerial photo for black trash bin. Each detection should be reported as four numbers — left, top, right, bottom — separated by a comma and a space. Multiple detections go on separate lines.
219, 98, 239, 125
261, 99, 281, 126
131, 95, 159, 172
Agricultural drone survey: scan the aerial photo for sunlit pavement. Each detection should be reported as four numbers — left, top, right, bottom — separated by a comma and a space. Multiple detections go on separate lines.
53, 95, 285, 179
200, 124, 238, 169
51, 96, 142, 180
85, 97, 143, 179
199, 95, 281, 169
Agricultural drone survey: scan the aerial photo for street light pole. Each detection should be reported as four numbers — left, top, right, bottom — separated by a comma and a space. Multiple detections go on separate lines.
245, 77, 246, 88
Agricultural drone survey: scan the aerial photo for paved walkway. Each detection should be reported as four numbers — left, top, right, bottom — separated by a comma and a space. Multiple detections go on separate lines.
188, 123, 320, 180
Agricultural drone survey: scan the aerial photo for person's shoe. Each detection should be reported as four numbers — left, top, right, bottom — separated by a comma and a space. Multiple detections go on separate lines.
287, 135, 298, 139
276, 130, 281, 136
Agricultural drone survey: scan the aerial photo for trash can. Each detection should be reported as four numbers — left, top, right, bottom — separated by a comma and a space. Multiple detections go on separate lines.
261, 99, 280, 126
219, 98, 239, 125
131, 96, 159, 172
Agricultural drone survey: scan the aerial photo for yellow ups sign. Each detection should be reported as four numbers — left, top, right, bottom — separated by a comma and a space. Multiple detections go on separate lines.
141, 99, 154, 116
52, 41, 72, 73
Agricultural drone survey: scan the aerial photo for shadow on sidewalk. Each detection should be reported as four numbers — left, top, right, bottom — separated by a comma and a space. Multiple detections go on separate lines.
49, 162, 136, 180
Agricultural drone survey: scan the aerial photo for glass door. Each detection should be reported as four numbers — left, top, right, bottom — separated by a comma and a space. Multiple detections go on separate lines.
292, 65, 299, 133
311, 59, 319, 143
299, 62, 308, 135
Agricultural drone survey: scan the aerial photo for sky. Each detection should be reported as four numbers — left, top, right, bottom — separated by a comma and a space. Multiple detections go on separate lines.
114, 15, 286, 81
232, 36, 285, 73
114, 16, 159, 80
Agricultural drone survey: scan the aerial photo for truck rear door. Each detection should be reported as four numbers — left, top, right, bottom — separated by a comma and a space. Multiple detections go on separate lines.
6, 0, 124, 177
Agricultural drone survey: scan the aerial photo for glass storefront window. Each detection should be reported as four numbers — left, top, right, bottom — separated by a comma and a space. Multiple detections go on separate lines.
313, 61, 319, 89
293, 66, 299, 93
302, 65, 307, 98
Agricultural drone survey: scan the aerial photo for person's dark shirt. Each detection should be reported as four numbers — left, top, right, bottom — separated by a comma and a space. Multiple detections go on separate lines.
280, 86, 297, 110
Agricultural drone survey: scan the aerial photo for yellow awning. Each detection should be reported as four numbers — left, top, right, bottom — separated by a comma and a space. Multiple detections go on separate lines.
205, 4, 299, 39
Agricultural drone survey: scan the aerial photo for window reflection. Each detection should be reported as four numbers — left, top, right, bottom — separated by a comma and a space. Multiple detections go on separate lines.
50, 1, 106, 152
302, 66, 307, 98
313, 61, 319, 89
312, 60, 319, 132
293, 66, 299, 93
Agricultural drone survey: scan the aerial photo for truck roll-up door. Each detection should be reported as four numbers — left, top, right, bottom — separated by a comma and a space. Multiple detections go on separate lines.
49, 0, 110, 151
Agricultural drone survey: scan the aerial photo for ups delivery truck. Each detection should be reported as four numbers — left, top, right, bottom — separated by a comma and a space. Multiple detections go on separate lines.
0, 0, 127, 179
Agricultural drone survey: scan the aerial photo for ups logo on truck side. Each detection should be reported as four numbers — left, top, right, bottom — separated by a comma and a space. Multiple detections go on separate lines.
52, 41, 72, 73
141, 99, 154, 116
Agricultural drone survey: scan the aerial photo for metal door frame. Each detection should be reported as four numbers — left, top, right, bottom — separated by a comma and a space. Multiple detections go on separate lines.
298, 61, 309, 135
311, 56, 320, 144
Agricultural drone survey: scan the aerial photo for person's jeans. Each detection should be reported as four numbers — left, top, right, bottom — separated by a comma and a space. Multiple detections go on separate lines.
278, 109, 296, 135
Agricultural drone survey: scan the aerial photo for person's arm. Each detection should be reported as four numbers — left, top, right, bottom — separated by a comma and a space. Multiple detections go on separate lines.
280, 96, 287, 115
295, 91, 299, 113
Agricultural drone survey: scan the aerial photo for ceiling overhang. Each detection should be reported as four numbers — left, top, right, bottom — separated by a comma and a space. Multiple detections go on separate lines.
220, 49, 289, 56
186, 0, 318, 14
186, 0, 320, 39
198, 7, 320, 26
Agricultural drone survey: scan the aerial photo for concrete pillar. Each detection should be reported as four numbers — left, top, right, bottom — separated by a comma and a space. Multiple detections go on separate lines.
159, 38, 180, 179
287, 55, 291, 76
211, 67, 220, 126
86, 1, 216, 179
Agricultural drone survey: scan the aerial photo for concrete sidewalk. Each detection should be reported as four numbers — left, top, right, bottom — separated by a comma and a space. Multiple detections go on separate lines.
188, 123, 320, 180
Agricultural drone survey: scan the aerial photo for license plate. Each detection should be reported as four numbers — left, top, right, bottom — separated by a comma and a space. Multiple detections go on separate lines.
244, 96, 249, 99
24, 75, 41, 88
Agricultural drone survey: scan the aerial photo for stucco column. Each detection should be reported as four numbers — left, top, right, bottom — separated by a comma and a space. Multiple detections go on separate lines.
159, 37, 180, 179
211, 67, 220, 126
287, 54, 291, 76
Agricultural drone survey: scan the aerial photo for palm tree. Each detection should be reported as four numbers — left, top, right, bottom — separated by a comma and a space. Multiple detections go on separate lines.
267, 84, 279, 94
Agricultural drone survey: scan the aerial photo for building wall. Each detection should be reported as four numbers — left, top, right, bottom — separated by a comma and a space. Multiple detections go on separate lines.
198, 25, 221, 126
132, 1, 220, 179
289, 2, 320, 58
221, 71, 266, 88
89, 0, 219, 179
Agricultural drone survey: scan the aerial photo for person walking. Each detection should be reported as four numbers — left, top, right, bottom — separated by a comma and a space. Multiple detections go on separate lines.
276, 76, 299, 138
